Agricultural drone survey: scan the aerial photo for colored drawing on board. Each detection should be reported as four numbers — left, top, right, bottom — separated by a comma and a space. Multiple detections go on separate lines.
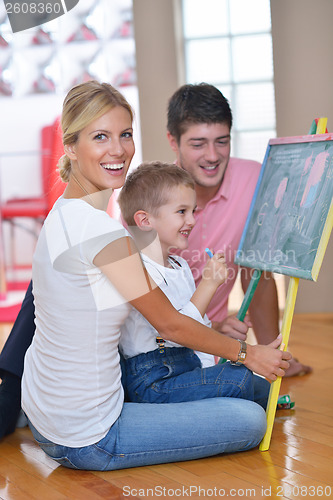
300, 151, 328, 207
235, 133, 333, 280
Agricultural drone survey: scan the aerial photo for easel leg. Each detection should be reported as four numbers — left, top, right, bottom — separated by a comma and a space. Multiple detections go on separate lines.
237, 269, 262, 322
218, 269, 262, 365
259, 276, 299, 451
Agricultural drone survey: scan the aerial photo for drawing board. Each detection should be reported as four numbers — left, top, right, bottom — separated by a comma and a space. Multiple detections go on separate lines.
235, 133, 333, 280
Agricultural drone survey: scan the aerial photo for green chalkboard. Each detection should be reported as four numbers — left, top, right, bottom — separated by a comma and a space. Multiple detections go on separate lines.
235, 133, 333, 280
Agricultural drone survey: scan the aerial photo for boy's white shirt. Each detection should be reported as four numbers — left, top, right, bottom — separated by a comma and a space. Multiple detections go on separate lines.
119, 252, 215, 368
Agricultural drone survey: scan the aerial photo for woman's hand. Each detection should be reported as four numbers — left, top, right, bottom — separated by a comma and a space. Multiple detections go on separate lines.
244, 334, 292, 382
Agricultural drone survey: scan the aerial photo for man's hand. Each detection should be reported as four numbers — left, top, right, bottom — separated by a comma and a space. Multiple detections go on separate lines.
212, 313, 252, 341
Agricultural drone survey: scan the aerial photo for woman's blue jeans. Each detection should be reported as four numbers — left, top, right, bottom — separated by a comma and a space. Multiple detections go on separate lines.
28, 397, 267, 471
123, 347, 270, 409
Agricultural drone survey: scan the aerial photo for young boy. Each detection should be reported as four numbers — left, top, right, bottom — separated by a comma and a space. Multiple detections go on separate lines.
118, 161, 270, 408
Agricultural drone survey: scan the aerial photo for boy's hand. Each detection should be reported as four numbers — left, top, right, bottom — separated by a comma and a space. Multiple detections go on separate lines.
190, 252, 228, 317
202, 252, 228, 288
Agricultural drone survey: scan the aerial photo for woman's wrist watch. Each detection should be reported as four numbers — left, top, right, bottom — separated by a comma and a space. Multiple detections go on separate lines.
230, 339, 247, 365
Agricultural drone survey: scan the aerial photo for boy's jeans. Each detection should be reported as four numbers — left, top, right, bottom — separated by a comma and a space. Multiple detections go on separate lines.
28, 396, 266, 471
124, 347, 270, 408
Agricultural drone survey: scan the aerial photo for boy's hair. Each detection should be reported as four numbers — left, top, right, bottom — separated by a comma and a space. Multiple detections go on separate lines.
167, 82, 233, 143
118, 161, 195, 227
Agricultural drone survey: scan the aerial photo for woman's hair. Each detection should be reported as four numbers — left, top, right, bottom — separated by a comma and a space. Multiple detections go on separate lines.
118, 161, 195, 227
167, 82, 233, 143
58, 80, 133, 182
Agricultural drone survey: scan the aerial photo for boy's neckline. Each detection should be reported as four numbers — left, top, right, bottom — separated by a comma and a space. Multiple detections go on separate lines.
141, 252, 182, 270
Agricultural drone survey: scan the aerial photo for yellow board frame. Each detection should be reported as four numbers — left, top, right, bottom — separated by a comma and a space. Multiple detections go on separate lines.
259, 117, 332, 451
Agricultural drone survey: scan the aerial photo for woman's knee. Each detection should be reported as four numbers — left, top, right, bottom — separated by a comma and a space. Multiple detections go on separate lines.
214, 398, 266, 437
245, 402, 267, 443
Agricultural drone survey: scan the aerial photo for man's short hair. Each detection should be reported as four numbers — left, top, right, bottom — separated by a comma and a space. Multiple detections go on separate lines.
118, 161, 195, 227
167, 83, 233, 143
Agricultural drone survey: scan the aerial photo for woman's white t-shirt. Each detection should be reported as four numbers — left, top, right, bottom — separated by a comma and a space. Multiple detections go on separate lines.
22, 198, 131, 447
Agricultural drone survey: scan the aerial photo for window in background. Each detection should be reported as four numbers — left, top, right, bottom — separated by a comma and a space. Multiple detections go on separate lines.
182, 0, 276, 164
181, 0, 285, 312
0, 0, 136, 97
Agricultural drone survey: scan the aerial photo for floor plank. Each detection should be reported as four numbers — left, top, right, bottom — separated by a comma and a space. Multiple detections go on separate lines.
0, 313, 332, 499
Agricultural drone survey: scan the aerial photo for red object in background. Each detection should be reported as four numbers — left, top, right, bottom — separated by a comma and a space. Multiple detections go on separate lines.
1, 116, 66, 222
45, 117, 66, 210
0, 301, 22, 323
0, 118, 66, 321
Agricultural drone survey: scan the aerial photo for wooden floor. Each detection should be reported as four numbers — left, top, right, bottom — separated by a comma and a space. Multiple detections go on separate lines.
0, 314, 332, 500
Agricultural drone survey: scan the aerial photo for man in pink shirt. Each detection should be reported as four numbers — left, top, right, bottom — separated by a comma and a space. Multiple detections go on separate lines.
167, 83, 311, 377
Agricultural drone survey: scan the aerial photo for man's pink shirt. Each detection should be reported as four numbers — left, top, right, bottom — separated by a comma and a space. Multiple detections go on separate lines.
175, 157, 261, 324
